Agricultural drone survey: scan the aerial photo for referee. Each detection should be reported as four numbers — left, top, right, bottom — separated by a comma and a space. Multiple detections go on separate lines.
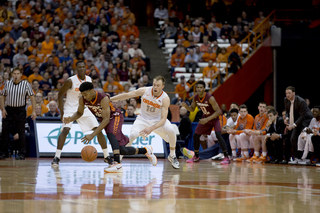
0, 67, 36, 160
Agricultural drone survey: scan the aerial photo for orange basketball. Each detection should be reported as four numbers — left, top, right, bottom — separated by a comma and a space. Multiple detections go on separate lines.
81, 146, 98, 162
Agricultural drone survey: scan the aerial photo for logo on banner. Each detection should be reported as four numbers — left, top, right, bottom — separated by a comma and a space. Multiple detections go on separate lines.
46, 128, 72, 147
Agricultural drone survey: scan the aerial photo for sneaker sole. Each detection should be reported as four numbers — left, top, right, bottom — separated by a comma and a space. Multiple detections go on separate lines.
51, 163, 59, 167
168, 157, 180, 169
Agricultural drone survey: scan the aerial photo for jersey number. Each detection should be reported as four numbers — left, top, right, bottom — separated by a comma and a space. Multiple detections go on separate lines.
146, 105, 156, 112
200, 106, 210, 115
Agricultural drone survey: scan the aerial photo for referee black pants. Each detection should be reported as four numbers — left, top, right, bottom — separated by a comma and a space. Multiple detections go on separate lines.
1, 106, 27, 156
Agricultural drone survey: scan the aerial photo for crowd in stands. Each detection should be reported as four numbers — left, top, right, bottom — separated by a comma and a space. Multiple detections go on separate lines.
154, 2, 266, 104
0, 0, 152, 119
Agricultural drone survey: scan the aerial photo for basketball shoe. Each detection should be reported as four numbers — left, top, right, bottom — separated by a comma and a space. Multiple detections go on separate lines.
220, 157, 231, 165
182, 148, 194, 159
145, 146, 157, 166
104, 162, 123, 173
253, 155, 267, 164
246, 154, 258, 163
236, 155, 248, 162
51, 157, 60, 167
186, 156, 200, 163
168, 155, 180, 169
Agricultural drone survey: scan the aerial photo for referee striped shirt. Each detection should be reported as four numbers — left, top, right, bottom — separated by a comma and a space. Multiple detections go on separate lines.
1, 80, 34, 107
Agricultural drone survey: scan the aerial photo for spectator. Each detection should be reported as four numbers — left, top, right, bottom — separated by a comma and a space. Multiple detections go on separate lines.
130, 51, 146, 70
42, 35, 54, 56
129, 97, 140, 115
15, 31, 30, 47
192, 26, 203, 43
200, 36, 211, 53
128, 42, 145, 59
239, 25, 253, 42
184, 48, 198, 73
27, 92, 49, 117
170, 47, 185, 76
159, 20, 177, 47
230, 25, 241, 42
39, 72, 52, 96
127, 18, 140, 38
220, 21, 232, 40
10, 22, 22, 41
28, 67, 43, 83
126, 104, 136, 118
201, 46, 217, 62
12, 47, 28, 67
123, 7, 135, 24
103, 73, 124, 93
0, 48, 13, 66
227, 38, 242, 56
138, 74, 152, 88
171, 39, 186, 55
172, 75, 190, 104
128, 68, 139, 87
59, 49, 73, 66
95, 54, 108, 78
118, 61, 129, 81
44, 101, 60, 117
216, 47, 228, 63
154, 3, 169, 27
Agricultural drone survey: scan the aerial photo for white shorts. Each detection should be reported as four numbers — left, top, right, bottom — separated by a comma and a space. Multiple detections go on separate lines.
131, 115, 176, 143
62, 107, 99, 132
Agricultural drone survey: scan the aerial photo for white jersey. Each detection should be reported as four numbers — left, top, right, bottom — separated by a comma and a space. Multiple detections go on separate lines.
64, 75, 92, 110
140, 86, 168, 121
308, 118, 320, 131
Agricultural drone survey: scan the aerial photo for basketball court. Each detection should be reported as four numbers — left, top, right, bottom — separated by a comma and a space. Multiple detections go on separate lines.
0, 158, 319, 212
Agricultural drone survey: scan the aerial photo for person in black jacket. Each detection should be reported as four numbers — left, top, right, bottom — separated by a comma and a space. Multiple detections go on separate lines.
264, 109, 286, 164
283, 86, 313, 164
178, 106, 191, 141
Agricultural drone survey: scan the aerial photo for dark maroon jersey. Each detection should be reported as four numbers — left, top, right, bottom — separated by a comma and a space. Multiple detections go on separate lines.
82, 91, 120, 121
194, 92, 218, 118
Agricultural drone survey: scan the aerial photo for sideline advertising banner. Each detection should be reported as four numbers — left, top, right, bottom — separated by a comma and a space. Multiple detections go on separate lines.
35, 121, 164, 156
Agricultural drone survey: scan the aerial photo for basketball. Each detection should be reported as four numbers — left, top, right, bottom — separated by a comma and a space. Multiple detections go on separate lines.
81, 146, 98, 162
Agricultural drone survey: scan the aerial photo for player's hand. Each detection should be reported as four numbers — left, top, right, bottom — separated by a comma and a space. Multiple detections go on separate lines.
180, 102, 188, 108
63, 116, 72, 124
284, 118, 289, 125
2, 108, 7, 119
139, 127, 152, 139
227, 129, 236, 134
313, 129, 319, 136
81, 134, 94, 144
270, 133, 279, 141
199, 118, 209, 125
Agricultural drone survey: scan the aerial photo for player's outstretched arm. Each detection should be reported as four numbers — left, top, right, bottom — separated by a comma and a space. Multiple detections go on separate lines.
180, 96, 196, 112
110, 87, 146, 101
65, 97, 85, 124
58, 79, 72, 120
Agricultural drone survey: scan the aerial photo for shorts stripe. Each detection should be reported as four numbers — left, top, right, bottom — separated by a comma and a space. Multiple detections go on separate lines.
113, 116, 120, 135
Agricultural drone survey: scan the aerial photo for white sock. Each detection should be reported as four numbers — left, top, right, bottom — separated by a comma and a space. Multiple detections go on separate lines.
244, 151, 249, 157
169, 147, 176, 157
232, 150, 237, 157
241, 151, 244, 157
102, 149, 109, 158
262, 152, 267, 157
55, 149, 62, 159
254, 151, 259, 157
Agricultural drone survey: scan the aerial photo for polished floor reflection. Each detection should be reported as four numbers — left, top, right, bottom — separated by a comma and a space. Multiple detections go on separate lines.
0, 158, 320, 213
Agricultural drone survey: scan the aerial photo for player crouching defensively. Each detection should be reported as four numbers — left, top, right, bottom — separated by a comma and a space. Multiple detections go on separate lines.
64, 82, 157, 173
110, 76, 180, 169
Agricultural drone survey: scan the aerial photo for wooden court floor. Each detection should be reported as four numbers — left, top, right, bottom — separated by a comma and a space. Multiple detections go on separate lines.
0, 158, 320, 213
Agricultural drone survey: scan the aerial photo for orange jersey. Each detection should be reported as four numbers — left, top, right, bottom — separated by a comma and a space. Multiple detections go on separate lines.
41, 41, 54, 55
27, 104, 48, 117
253, 114, 269, 130
170, 53, 185, 67
212, 115, 227, 131
175, 83, 190, 99
234, 114, 254, 134
202, 66, 218, 78
227, 44, 242, 56
202, 52, 217, 62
